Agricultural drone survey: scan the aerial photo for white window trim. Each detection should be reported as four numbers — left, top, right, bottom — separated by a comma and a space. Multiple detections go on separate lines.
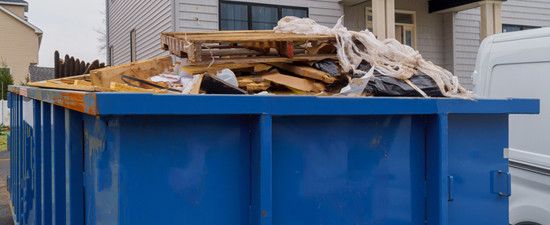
365, 7, 417, 49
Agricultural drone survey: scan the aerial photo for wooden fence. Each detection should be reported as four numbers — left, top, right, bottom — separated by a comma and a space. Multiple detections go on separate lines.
54, 51, 106, 78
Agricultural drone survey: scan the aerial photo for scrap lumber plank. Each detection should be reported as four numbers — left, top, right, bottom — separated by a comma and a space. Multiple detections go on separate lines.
109, 82, 167, 93
90, 56, 173, 88
74, 80, 92, 86
181, 63, 272, 75
189, 74, 204, 94
261, 69, 325, 93
237, 76, 271, 92
254, 64, 272, 73
28, 81, 109, 92
246, 82, 270, 92
172, 33, 336, 43
201, 48, 264, 57
162, 30, 273, 37
191, 54, 338, 66
269, 62, 336, 84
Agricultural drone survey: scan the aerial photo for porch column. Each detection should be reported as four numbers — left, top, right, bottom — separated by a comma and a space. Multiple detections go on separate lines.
372, 0, 396, 40
372, 0, 386, 40
480, 0, 502, 39
385, 0, 395, 39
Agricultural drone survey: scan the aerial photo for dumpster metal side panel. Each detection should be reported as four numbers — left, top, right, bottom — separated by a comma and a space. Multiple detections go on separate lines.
83, 115, 252, 225
271, 115, 426, 225
447, 114, 509, 224
83, 115, 118, 225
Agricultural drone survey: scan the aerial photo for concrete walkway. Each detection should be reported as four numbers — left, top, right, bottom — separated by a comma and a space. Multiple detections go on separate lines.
0, 150, 13, 225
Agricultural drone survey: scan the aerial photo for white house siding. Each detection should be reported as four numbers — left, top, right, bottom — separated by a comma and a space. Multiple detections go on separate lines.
454, 0, 550, 90
108, 0, 172, 65
176, 0, 343, 31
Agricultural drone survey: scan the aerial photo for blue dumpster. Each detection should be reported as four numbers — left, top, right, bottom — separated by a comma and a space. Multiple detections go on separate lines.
7, 85, 539, 225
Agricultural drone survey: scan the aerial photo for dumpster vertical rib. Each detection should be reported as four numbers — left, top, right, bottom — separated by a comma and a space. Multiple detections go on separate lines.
52, 105, 66, 225
33, 100, 42, 225
41, 102, 53, 225
426, 114, 450, 225
251, 114, 273, 225
16, 94, 22, 222
8, 92, 13, 212
64, 109, 84, 225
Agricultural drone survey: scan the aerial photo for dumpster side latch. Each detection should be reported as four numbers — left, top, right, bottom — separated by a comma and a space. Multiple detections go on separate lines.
491, 170, 511, 197
448, 175, 454, 201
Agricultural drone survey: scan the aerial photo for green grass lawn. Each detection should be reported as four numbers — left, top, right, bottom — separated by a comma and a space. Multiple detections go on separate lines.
0, 127, 8, 152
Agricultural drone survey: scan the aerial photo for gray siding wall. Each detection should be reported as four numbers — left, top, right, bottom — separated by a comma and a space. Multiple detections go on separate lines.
454, 8, 480, 90
443, 12, 454, 73
108, 0, 172, 65
454, 0, 550, 90
177, 0, 343, 31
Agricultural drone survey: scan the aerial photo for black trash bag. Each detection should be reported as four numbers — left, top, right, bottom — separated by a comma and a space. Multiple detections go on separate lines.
325, 75, 350, 93
351, 60, 373, 78
313, 59, 340, 77
364, 72, 444, 97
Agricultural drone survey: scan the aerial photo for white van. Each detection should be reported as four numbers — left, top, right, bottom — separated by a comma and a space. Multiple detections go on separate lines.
473, 28, 550, 225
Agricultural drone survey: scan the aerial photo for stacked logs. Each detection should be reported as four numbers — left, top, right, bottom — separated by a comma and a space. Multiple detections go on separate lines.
54, 51, 106, 78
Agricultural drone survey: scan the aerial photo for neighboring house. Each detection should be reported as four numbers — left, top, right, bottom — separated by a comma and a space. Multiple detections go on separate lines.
28, 65, 54, 82
0, 0, 42, 84
106, 0, 550, 90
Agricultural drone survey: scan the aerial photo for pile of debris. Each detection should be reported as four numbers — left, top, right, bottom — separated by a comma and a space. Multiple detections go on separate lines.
28, 17, 471, 98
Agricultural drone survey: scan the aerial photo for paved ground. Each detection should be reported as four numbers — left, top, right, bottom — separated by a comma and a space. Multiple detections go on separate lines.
0, 149, 13, 225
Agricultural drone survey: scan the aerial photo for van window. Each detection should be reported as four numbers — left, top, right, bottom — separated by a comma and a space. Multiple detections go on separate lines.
503, 24, 540, 33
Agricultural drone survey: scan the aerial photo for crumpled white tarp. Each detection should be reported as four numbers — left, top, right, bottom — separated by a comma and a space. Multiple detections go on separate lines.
273, 16, 471, 98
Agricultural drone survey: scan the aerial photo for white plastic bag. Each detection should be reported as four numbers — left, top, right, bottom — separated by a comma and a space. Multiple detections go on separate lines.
338, 67, 374, 96
216, 69, 239, 87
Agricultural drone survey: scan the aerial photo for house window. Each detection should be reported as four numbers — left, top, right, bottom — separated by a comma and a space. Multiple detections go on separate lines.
220, 1, 308, 30
503, 24, 540, 33
130, 30, 136, 62
366, 8, 417, 49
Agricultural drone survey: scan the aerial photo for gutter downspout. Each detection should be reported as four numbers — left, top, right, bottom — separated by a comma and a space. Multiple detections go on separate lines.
171, 0, 176, 32
106, 0, 110, 65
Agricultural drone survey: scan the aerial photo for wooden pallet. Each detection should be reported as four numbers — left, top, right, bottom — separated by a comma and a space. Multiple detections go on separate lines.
161, 30, 338, 65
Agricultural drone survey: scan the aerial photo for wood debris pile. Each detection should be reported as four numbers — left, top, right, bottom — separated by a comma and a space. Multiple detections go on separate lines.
28, 29, 452, 97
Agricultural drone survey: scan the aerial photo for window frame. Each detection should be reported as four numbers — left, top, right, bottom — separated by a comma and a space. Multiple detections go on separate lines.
502, 24, 541, 33
218, 0, 309, 31
365, 7, 417, 49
